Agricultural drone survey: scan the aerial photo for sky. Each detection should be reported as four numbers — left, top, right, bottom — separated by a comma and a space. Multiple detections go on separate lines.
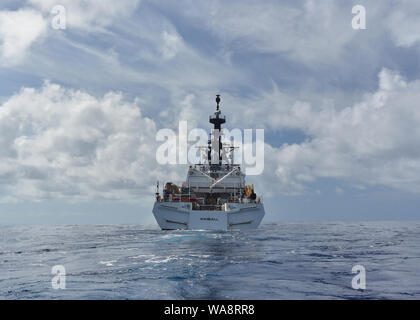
1, 0, 420, 224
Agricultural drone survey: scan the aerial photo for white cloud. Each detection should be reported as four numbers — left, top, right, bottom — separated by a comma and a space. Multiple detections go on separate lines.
0, 9, 47, 66
387, 0, 420, 48
0, 82, 184, 202
1, 70, 420, 203
160, 0, 358, 63
160, 30, 183, 60
259, 69, 420, 195
28, 0, 141, 31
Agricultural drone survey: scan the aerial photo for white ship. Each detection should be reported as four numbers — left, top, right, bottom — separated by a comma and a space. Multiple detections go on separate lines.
153, 95, 265, 230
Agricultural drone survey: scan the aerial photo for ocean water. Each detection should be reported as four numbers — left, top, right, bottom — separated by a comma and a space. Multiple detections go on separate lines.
0, 221, 419, 300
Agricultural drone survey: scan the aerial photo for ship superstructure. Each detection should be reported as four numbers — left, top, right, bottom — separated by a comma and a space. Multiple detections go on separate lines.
153, 95, 265, 230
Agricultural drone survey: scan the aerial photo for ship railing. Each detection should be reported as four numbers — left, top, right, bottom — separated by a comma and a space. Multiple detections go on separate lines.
193, 164, 242, 172
209, 115, 226, 121
162, 194, 263, 205
170, 194, 200, 203
193, 204, 224, 211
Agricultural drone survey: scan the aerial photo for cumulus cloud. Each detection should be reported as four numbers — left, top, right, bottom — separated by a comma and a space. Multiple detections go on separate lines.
0, 82, 183, 203
1, 69, 420, 204
260, 69, 420, 195
0, 9, 47, 66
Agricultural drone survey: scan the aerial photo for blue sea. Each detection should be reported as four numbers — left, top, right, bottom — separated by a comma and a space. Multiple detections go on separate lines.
1, 221, 419, 299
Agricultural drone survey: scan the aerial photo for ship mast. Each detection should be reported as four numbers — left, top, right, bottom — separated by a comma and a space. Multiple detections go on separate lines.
209, 94, 226, 165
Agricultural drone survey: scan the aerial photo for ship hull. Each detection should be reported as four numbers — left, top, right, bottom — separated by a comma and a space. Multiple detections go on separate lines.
153, 202, 265, 231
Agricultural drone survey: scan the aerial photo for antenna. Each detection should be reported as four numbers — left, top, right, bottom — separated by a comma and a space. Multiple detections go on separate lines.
216, 94, 220, 111
155, 181, 160, 201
